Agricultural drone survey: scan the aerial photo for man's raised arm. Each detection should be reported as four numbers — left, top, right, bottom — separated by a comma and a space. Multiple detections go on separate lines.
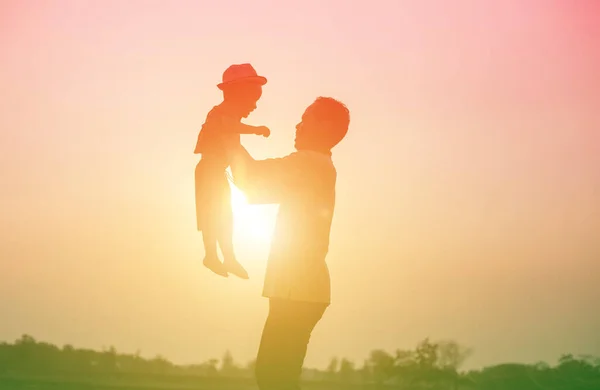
230, 145, 298, 204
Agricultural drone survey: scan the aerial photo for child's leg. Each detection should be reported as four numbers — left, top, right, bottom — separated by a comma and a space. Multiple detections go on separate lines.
202, 222, 228, 278
196, 163, 227, 277
218, 206, 235, 261
201, 225, 219, 259
218, 194, 249, 279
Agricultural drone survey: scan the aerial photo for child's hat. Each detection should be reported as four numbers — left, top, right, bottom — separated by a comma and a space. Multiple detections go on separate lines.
217, 63, 267, 90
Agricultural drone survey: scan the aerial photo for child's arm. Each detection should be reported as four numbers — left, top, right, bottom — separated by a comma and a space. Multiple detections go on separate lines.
221, 116, 270, 137
237, 123, 270, 137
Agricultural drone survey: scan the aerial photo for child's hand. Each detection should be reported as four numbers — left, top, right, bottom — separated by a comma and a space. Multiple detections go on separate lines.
257, 126, 270, 138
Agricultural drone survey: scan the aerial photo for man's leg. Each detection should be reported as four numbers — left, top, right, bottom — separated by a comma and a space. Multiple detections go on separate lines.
255, 298, 327, 390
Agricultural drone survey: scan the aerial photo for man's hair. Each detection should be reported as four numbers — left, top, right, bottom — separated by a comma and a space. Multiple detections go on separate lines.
311, 97, 350, 149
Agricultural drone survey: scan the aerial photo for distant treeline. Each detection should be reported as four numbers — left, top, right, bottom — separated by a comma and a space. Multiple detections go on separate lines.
1, 335, 599, 389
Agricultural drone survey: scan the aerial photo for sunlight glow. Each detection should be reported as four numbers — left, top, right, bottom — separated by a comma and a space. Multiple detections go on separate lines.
230, 183, 275, 245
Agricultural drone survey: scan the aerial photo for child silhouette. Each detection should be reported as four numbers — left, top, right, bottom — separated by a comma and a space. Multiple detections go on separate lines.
193, 64, 269, 279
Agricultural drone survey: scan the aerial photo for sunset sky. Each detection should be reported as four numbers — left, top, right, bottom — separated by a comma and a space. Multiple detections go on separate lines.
1, 0, 599, 370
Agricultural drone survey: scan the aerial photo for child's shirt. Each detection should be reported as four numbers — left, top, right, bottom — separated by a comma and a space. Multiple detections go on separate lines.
194, 104, 240, 169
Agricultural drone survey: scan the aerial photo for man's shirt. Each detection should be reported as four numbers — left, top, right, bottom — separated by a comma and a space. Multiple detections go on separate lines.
232, 149, 337, 304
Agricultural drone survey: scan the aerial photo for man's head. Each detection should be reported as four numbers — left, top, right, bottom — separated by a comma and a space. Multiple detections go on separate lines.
295, 97, 350, 153
218, 63, 267, 118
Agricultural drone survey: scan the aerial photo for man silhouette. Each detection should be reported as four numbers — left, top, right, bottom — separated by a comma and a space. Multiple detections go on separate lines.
230, 97, 350, 390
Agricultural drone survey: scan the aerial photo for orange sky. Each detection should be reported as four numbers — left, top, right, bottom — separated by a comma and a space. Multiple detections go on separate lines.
1, 0, 599, 369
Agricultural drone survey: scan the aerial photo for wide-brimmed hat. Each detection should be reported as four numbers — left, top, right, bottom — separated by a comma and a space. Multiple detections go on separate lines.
217, 63, 267, 90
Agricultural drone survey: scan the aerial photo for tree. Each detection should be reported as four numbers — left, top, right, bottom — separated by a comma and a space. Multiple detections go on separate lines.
326, 357, 339, 381
392, 349, 417, 385
434, 341, 472, 390
414, 338, 438, 369
436, 340, 471, 370
100, 346, 118, 372
357, 361, 372, 383
204, 358, 220, 377
367, 349, 395, 384
15, 334, 36, 345
220, 350, 239, 377
339, 358, 355, 383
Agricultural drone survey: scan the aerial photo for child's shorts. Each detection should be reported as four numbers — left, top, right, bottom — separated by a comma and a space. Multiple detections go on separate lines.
194, 160, 232, 232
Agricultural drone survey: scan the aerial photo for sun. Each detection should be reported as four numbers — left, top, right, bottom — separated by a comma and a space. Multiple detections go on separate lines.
229, 182, 276, 245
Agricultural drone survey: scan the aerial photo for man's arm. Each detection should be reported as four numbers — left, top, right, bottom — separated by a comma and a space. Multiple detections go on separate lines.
230, 145, 298, 204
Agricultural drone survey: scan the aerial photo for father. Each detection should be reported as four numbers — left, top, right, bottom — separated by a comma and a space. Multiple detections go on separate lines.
230, 97, 350, 390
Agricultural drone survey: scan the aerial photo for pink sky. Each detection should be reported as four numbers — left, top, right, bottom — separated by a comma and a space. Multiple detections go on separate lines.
1, 0, 599, 369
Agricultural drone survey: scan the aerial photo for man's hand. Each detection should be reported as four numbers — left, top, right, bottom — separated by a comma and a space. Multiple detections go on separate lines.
230, 144, 254, 193
230, 144, 254, 166
256, 126, 271, 138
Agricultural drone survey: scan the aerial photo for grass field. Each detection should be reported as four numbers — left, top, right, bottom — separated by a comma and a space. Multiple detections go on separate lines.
0, 375, 386, 390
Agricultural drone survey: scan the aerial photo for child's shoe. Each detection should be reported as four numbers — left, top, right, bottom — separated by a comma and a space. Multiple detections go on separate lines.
203, 255, 228, 277
224, 259, 249, 280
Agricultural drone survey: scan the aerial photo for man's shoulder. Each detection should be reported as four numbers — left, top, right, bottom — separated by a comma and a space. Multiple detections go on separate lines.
292, 150, 336, 171
290, 150, 333, 162
283, 151, 337, 184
